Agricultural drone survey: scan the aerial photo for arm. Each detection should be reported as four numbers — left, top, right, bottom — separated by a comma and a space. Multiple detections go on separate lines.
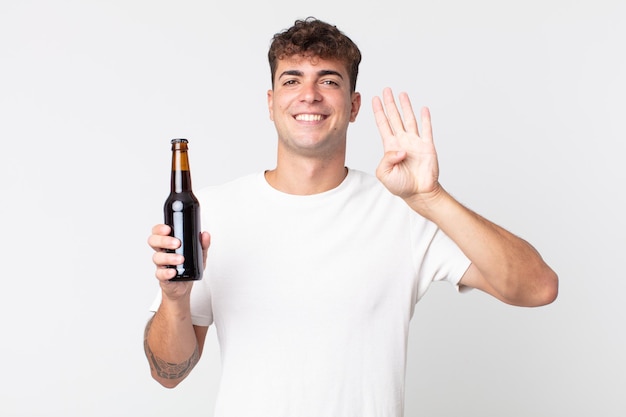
372, 88, 558, 307
144, 224, 211, 388
409, 188, 557, 306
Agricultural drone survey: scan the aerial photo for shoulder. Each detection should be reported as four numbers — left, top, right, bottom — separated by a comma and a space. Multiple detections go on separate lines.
345, 168, 383, 192
345, 168, 401, 202
193, 172, 266, 220
347, 168, 434, 227
196, 172, 264, 200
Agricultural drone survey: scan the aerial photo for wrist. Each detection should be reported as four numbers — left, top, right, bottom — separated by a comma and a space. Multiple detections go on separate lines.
403, 184, 449, 220
159, 288, 192, 320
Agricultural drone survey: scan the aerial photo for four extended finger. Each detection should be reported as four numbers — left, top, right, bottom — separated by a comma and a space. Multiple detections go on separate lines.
398, 92, 419, 136
420, 107, 433, 142
372, 95, 394, 139
382, 87, 406, 134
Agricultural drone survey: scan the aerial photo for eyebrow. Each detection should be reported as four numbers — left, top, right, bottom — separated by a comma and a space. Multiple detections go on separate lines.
278, 69, 345, 79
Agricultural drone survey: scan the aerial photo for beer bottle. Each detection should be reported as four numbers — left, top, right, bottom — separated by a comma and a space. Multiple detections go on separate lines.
163, 138, 203, 281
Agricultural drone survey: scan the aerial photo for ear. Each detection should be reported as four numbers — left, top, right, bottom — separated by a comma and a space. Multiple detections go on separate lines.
349, 91, 361, 122
267, 89, 274, 121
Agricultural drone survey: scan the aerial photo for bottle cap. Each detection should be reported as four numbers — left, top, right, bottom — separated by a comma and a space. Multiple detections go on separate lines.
170, 138, 189, 144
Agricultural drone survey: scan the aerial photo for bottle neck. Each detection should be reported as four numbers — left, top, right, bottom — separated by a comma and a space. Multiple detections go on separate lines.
170, 147, 193, 193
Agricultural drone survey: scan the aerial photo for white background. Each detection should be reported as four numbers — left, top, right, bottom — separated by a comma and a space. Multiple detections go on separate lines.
1, 0, 625, 416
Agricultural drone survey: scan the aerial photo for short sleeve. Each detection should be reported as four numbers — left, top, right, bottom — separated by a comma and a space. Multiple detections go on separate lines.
189, 278, 214, 326
147, 279, 213, 327
412, 216, 472, 303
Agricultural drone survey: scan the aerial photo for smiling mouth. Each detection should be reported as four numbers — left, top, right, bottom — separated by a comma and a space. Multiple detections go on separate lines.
294, 114, 326, 122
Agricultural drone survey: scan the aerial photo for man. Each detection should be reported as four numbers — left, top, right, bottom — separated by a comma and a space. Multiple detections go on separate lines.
145, 17, 558, 417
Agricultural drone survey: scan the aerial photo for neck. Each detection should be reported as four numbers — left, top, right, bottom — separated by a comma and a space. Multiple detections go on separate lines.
265, 156, 348, 195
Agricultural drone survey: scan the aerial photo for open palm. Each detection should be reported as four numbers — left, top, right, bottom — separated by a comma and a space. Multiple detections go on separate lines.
372, 88, 440, 200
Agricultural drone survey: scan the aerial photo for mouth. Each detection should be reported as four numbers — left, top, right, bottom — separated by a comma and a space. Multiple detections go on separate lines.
294, 113, 326, 122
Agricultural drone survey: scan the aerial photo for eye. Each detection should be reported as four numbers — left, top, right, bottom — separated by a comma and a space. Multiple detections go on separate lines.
282, 79, 298, 86
320, 78, 342, 88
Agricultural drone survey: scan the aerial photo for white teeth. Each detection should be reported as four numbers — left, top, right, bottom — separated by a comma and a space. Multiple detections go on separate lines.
295, 114, 323, 121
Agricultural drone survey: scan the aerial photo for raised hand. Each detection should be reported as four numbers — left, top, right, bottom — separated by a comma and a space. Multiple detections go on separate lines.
372, 87, 441, 204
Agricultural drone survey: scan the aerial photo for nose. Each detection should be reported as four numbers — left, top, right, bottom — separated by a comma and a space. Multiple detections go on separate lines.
299, 82, 322, 103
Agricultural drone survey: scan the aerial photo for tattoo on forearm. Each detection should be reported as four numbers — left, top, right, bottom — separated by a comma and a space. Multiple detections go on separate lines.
144, 317, 200, 380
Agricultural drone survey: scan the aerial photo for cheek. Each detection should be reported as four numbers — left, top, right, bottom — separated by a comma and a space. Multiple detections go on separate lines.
269, 102, 289, 122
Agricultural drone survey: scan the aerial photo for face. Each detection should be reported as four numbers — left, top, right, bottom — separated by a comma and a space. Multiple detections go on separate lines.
267, 55, 361, 160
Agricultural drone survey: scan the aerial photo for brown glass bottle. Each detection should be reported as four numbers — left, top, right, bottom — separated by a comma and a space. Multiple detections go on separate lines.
163, 138, 203, 281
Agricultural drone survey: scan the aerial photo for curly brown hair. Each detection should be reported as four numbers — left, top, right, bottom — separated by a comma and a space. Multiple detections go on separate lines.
268, 17, 362, 92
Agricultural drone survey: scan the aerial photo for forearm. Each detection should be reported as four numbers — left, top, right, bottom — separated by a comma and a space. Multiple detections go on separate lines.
406, 187, 558, 306
144, 297, 200, 388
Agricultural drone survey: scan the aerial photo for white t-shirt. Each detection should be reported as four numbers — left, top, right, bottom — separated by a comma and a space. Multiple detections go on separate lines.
151, 169, 471, 417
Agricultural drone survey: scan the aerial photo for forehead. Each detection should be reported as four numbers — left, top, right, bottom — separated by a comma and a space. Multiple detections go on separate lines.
275, 55, 349, 76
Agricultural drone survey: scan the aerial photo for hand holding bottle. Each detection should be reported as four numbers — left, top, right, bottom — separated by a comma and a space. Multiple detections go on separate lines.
148, 224, 211, 299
